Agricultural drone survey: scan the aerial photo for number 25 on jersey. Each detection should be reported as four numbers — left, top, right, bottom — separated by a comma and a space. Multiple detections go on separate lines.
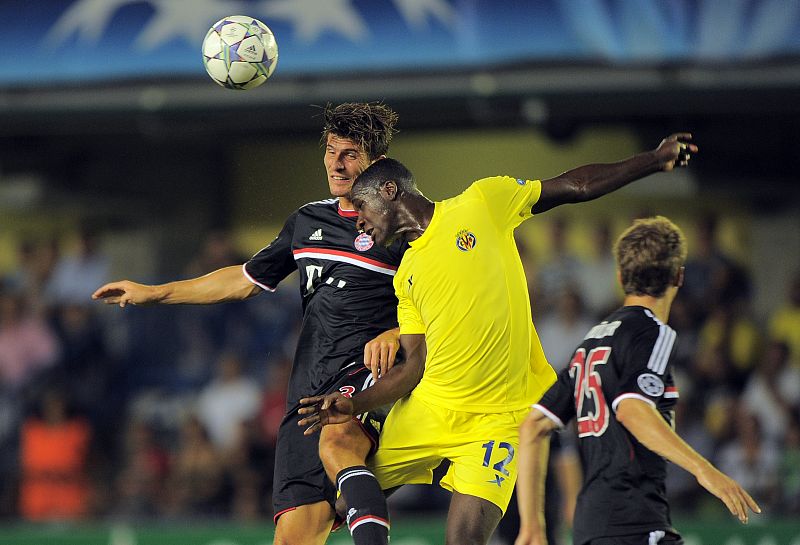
570, 347, 611, 437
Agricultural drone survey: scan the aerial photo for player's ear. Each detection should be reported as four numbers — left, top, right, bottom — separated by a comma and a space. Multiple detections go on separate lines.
674, 266, 685, 288
381, 180, 398, 201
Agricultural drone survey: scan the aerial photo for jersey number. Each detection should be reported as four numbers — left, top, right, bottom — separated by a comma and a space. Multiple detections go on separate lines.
569, 347, 611, 437
481, 440, 515, 476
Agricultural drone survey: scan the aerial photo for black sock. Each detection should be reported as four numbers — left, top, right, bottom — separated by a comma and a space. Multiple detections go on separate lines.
336, 466, 390, 545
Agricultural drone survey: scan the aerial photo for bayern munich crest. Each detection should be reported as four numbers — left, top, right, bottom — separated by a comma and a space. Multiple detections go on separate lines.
354, 232, 374, 251
455, 229, 477, 252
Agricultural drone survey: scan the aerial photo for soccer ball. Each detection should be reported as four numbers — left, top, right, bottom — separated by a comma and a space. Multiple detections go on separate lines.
202, 15, 278, 90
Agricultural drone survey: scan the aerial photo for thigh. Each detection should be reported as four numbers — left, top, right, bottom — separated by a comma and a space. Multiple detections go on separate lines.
272, 411, 334, 517
326, 365, 391, 455
273, 501, 334, 545
274, 364, 385, 515
369, 395, 446, 489
445, 491, 503, 545
439, 408, 527, 514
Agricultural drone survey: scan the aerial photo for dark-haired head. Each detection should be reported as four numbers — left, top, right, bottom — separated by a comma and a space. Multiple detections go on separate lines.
351, 158, 415, 200
348, 158, 423, 247
320, 102, 399, 161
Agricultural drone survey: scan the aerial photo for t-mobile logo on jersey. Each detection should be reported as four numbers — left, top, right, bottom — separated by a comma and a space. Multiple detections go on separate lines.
305, 265, 347, 294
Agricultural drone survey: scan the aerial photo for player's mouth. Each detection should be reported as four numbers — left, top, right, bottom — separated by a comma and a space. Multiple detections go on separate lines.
329, 174, 352, 185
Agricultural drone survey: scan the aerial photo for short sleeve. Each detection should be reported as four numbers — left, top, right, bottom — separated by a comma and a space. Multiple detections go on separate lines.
533, 367, 576, 429
611, 324, 677, 412
472, 176, 542, 230
396, 288, 425, 336
243, 212, 297, 291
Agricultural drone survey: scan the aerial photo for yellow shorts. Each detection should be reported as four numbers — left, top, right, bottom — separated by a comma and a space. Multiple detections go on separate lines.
368, 394, 529, 513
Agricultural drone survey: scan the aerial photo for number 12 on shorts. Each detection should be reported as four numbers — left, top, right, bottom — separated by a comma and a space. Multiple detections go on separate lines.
481, 440, 515, 477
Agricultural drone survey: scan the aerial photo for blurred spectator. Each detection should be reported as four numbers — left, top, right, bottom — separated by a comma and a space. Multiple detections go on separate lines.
741, 341, 800, 446
716, 406, 778, 511
19, 389, 92, 521
0, 291, 61, 391
44, 226, 110, 305
184, 230, 247, 279
577, 220, 619, 319
51, 304, 116, 421
777, 415, 800, 515
113, 418, 169, 518
5, 237, 60, 300
195, 353, 261, 452
665, 297, 700, 373
694, 298, 761, 393
535, 217, 584, 316
259, 356, 292, 448
682, 214, 738, 317
165, 415, 226, 517
227, 417, 273, 521
536, 287, 594, 372
666, 396, 717, 514
768, 271, 800, 368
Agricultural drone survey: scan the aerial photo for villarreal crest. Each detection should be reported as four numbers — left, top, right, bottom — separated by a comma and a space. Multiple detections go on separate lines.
456, 229, 477, 252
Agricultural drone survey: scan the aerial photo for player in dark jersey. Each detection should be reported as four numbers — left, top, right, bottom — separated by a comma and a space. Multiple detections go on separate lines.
92, 103, 405, 545
515, 216, 760, 545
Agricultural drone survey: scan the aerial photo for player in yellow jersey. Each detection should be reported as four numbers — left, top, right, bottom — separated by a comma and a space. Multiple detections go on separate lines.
299, 133, 698, 545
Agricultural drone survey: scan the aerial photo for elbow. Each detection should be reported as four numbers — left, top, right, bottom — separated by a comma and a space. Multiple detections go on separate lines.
520, 413, 552, 444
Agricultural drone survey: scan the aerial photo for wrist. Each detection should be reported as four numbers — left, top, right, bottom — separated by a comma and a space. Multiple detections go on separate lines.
692, 458, 714, 477
152, 284, 169, 303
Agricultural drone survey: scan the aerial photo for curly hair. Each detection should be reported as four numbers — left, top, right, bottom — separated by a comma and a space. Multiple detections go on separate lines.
320, 102, 399, 160
614, 216, 687, 297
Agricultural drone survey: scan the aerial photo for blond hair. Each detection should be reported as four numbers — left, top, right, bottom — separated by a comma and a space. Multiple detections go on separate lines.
614, 216, 687, 297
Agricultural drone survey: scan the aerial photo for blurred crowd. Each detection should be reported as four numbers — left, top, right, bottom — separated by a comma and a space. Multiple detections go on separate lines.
0, 214, 798, 527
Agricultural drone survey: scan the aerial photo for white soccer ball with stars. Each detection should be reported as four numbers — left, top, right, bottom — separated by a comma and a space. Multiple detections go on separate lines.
202, 15, 278, 90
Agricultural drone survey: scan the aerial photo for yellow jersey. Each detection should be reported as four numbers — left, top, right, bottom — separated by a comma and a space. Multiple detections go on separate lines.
394, 176, 556, 413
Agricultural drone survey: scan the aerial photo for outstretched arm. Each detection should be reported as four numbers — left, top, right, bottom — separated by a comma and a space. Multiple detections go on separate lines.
516, 409, 558, 545
91, 265, 261, 307
616, 398, 761, 523
533, 133, 697, 214
298, 333, 426, 435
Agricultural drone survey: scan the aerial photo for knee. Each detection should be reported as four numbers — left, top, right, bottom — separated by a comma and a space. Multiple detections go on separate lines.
319, 423, 370, 470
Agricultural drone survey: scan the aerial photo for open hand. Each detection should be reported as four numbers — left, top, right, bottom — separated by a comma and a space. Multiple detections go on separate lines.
91, 281, 157, 307
696, 464, 761, 523
655, 133, 698, 171
297, 392, 355, 435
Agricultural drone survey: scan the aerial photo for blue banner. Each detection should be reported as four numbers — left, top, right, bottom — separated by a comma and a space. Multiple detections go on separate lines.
1, 0, 799, 85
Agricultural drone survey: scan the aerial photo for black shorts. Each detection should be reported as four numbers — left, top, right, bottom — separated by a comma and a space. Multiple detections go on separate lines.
272, 363, 391, 522
586, 530, 683, 545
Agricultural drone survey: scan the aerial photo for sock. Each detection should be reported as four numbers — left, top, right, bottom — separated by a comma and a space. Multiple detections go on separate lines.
336, 466, 390, 545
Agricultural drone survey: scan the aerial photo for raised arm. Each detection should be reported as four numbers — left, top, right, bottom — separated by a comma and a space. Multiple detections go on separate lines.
616, 398, 760, 523
516, 409, 559, 545
298, 333, 426, 435
91, 264, 261, 307
532, 133, 697, 214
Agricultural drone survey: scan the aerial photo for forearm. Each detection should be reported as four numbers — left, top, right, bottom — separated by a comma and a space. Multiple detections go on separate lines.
560, 150, 661, 203
517, 412, 555, 534
156, 265, 259, 304
617, 400, 712, 477
350, 356, 423, 415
